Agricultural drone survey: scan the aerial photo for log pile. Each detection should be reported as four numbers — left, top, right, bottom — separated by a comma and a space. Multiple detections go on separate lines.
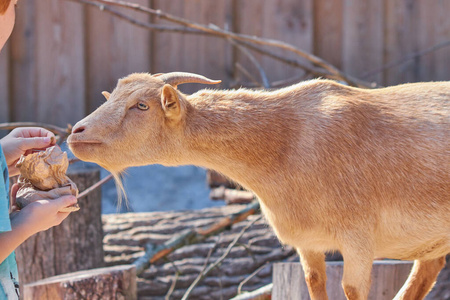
102, 205, 297, 300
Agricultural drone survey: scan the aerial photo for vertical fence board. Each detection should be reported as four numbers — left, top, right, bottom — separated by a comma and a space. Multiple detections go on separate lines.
432, 0, 450, 81
152, 0, 231, 93
0, 42, 9, 123
342, 0, 384, 85
86, 0, 151, 114
383, 0, 450, 85
416, 0, 450, 82
9, 0, 37, 122
383, 0, 421, 85
313, 0, 343, 70
34, 0, 85, 127
236, 0, 313, 85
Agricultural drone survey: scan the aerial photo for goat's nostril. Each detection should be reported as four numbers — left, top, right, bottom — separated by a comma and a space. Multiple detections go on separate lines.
72, 125, 86, 134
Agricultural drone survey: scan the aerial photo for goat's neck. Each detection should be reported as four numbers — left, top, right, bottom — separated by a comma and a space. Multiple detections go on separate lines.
182, 89, 298, 190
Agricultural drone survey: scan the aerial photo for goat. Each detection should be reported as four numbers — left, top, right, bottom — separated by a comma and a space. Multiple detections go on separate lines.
67, 72, 449, 300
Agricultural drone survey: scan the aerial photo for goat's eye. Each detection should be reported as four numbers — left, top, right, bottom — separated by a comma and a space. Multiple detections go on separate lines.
137, 102, 149, 110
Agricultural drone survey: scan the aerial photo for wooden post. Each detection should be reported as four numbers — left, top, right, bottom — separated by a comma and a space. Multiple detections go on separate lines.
15, 164, 104, 287
273, 260, 413, 300
23, 265, 136, 300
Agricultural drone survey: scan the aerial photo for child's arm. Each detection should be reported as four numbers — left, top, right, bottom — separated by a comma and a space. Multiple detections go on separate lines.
0, 127, 75, 264
0, 193, 77, 264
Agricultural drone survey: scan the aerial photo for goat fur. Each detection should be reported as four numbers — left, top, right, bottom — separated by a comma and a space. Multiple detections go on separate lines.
68, 73, 449, 300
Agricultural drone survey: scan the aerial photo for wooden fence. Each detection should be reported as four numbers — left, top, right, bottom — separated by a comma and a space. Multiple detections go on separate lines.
0, 0, 449, 127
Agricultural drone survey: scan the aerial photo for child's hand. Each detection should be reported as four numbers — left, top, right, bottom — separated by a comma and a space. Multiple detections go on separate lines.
0, 127, 56, 176
10, 194, 78, 237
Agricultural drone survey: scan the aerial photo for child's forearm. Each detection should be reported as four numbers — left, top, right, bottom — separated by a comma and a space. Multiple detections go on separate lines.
0, 222, 33, 264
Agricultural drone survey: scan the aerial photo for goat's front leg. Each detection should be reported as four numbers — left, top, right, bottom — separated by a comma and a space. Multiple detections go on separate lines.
298, 249, 328, 300
341, 244, 374, 300
393, 256, 446, 300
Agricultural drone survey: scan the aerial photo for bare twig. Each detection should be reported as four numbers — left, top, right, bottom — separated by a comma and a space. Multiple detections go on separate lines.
181, 215, 262, 300
229, 283, 273, 300
228, 38, 270, 89
362, 40, 450, 79
237, 262, 270, 295
77, 173, 114, 199
66, 0, 205, 35
234, 63, 262, 88
165, 271, 179, 300
65, 0, 373, 88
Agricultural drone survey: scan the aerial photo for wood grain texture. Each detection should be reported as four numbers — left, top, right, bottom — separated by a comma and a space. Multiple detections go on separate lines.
313, 0, 343, 69
23, 265, 136, 300
151, 0, 231, 94
273, 261, 414, 300
86, 0, 151, 113
235, 0, 314, 84
9, 0, 37, 122
342, 0, 384, 84
34, 0, 85, 127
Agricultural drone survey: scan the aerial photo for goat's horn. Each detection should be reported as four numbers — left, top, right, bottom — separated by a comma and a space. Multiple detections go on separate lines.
157, 72, 221, 87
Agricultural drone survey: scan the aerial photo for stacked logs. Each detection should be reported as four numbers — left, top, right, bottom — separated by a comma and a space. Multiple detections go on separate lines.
102, 205, 297, 299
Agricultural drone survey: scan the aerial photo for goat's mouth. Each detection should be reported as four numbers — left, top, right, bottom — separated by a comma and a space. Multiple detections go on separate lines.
67, 135, 102, 145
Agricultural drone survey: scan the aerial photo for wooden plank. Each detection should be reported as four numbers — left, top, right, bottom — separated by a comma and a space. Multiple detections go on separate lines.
384, 0, 450, 85
152, 0, 231, 93
383, 0, 420, 85
235, 0, 314, 85
0, 41, 9, 123
86, 0, 151, 113
313, 0, 343, 70
342, 0, 384, 85
416, 0, 450, 82
431, 0, 450, 81
273, 261, 413, 300
24, 265, 136, 300
34, 0, 85, 127
9, 0, 37, 122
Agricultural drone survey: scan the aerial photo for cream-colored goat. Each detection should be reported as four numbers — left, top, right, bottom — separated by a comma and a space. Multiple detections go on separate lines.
68, 72, 449, 300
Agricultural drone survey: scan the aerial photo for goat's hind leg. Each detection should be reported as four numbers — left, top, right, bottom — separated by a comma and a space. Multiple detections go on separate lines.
393, 256, 446, 300
298, 250, 328, 300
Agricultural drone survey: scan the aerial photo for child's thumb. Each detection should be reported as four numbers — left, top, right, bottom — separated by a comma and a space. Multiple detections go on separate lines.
54, 195, 78, 210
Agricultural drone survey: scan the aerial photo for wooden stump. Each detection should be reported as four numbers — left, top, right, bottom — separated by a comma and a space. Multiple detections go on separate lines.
273, 260, 413, 300
15, 163, 104, 287
23, 264, 136, 300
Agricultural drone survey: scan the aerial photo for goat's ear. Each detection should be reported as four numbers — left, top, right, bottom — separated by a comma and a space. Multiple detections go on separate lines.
161, 84, 181, 122
102, 91, 111, 100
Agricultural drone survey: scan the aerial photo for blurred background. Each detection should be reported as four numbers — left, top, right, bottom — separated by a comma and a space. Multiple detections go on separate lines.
0, 0, 449, 213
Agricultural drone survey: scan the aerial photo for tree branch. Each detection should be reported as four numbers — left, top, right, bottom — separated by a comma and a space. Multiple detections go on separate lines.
65, 0, 374, 88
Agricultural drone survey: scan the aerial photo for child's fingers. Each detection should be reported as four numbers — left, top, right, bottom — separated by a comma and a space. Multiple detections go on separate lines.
20, 137, 54, 152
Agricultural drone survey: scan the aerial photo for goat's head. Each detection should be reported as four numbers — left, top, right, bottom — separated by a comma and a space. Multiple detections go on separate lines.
67, 72, 221, 173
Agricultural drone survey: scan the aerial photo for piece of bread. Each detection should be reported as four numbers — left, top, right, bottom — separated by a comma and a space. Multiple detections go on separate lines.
15, 146, 80, 212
